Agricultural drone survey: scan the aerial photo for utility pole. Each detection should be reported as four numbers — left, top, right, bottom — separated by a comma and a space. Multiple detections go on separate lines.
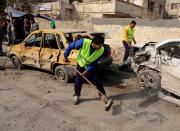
178, 3, 180, 20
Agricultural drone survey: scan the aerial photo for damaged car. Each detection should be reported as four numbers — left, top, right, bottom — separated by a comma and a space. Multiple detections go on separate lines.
8, 29, 113, 83
131, 39, 180, 105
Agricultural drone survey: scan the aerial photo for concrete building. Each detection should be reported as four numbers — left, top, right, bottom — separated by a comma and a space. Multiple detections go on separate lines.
166, 0, 180, 19
73, 0, 166, 20
129, 0, 166, 19
34, 0, 166, 20
34, 0, 73, 20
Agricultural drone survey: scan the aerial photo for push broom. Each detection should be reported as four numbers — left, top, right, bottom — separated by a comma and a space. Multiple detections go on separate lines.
72, 66, 113, 111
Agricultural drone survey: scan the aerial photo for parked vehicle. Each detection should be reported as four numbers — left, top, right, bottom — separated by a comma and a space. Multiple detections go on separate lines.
8, 29, 113, 83
130, 39, 180, 105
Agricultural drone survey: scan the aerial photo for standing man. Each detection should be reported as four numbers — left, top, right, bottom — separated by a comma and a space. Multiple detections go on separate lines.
0, 21, 4, 56
24, 18, 31, 37
30, 18, 39, 32
122, 20, 136, 62
63, 36, 106, 105
7, 20, 12, 46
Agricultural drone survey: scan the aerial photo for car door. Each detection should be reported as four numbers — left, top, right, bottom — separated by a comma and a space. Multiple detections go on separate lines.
160, 42, 180, 96
57, 33, 78, 65
19, 31, 42, 67
40, 33, 60, 70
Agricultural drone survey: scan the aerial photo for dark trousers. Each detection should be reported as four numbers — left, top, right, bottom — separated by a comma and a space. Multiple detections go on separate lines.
74, 64, 106, 96
0, 39, 3, 54
123, 41, 131, 62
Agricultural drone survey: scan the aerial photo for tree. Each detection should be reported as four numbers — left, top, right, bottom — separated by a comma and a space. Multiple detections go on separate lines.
7, 0, 33, 13
0, 0, 6, 12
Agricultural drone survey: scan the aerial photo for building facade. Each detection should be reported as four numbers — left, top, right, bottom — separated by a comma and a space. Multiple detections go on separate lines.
73, 0, 166, 20
166, 0, 180, 19
34, 0, 166, 20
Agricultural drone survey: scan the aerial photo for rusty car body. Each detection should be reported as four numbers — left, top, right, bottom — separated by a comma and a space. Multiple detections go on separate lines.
8, 29, 113, 83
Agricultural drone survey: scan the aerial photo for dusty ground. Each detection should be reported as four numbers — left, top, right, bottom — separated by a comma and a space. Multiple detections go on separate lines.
0, 44, 180, 131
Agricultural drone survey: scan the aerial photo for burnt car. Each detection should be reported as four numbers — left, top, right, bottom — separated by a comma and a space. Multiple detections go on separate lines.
130, 39, 180, 105
8, 29, 113, 83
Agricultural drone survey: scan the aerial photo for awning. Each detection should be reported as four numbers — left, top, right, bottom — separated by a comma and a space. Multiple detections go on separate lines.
5, 6, 53, 21
5, 6, 33, 18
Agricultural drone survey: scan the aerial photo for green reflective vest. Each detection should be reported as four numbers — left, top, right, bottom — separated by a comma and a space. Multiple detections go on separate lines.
127, 27, 134, 42
77, 38, 104, 68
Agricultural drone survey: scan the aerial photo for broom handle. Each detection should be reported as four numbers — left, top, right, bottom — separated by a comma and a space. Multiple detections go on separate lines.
72, 66, 108, 101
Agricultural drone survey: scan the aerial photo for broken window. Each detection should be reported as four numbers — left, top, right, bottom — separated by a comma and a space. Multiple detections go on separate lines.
56, 34, 65, 49
43, 33, 59, 49
148, 0, 155, 13
25, 33, 42, 47
158, 42, 180, 59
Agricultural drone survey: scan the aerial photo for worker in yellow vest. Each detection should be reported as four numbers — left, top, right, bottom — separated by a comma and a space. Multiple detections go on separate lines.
122, 20, 136, 61
63, 36, 106, 105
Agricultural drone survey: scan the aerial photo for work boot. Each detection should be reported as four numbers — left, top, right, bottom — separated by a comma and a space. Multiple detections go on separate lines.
73, 95, 80, 105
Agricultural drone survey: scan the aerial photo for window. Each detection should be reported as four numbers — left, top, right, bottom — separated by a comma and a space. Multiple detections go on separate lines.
159, 5, 162, 14
65, 33, 73, 43
44, 33, 58, 49
148, 0, 155, 13
171, 3, 179, 9
56, 34, 65, 49
25, 33, 42, 47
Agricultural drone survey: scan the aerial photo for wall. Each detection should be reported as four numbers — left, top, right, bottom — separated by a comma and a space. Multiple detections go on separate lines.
141, 0, 166, 19
35, 18, 93, 31
92, 18, 180, 62
36, 18, 180, 63
115, 0, 143, 18
166, 0, 180, 18
73, 0, 115, 20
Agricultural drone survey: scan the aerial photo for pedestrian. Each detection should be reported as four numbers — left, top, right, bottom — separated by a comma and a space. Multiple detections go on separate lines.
7, 18, 16, 45
0, 21, 4, 56
63, 35, 106, 105
122, 20, 136, 62
24, 18, 31, 37
50, 19, 56, 29
7, 20, 12, 45
30, 18, 39, 32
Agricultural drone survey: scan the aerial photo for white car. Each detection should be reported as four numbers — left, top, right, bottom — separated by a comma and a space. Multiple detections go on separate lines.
130, 39, 180, 105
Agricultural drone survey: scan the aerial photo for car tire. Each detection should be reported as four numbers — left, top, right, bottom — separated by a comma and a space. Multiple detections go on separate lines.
138, 69, 161, 90
11, 56, 23, 70
55, 65, 70, 83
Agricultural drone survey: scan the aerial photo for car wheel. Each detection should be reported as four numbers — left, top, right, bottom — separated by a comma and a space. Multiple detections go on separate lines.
138, 69, 161, 90
11, 56, 23, 70
55, 65, 70, 83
